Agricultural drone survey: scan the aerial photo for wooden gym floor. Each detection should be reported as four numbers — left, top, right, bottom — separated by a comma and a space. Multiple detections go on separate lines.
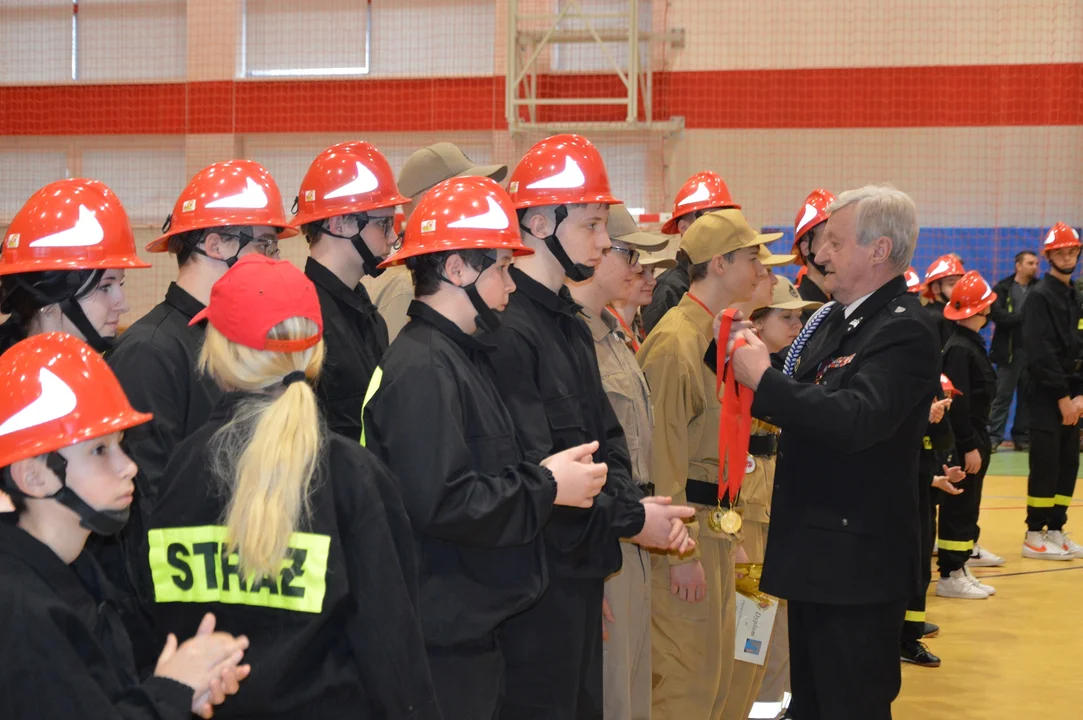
893, 450, 1083, 719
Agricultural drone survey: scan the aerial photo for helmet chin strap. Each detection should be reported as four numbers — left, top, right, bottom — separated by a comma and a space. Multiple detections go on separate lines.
1, 452, 130, 536
440, 253, 502, 333
1050, 258, 1079, 277
520, 205, 595, 283
10, 271, 113, 353
319, 213, 386, 278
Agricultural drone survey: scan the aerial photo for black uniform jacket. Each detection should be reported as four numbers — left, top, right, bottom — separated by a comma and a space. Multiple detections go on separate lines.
642, 258, 689, 335
0, 521, 192, 719
989, 273, 1037, 365
1024, 274, 1083, 429
362, 301, 556, 648
143, 393, 439, 720
107, 283, 221, 504
920, 394, 956, 479
943, 325, 996, 454
924, 299, 953, 348
306, 258, 390, 441
485, 268, 646, 580
798, 276, 831, 323
752, 276, 941, 605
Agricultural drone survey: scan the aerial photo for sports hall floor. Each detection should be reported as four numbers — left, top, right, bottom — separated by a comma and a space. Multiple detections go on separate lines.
893, 450, 1083, 719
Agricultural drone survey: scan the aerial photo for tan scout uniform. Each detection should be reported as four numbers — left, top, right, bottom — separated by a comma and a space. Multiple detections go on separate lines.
362, 142, 508, 341
638, 293, 736, 720
587, 307, 654, 720
637, 209, 780, 720
721, 419, 780, 720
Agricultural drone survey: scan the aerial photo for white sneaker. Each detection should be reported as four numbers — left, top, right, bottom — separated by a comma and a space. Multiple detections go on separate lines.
1022, 531, 1075, 561
936, 569, 989, 599
963, 566, 996, 596
1045, 530, 1083, 559
967, 543, 1005, 567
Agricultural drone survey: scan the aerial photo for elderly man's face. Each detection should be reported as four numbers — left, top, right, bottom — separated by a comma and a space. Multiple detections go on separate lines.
818, 204, 878, 305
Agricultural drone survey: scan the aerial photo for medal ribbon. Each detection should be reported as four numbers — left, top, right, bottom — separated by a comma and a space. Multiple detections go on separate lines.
716, 309, 755, 506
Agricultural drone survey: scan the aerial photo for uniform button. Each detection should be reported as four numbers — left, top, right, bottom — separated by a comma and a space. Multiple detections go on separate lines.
842, 518, 849, 527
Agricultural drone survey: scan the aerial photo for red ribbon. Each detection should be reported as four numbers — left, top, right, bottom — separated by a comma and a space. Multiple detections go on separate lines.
715, 309, 754, 506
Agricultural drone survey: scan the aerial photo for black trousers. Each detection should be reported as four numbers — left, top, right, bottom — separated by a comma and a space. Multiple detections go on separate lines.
499, 576, 603, 720
789, 599, 909, 720
1027, 424, 1080, 531
428, 639, 505, 720
902, 479, 934, 643
938, 439, 991, 575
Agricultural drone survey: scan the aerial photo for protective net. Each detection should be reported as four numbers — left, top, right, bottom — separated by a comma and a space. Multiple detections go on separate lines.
1, 0, 1081, 320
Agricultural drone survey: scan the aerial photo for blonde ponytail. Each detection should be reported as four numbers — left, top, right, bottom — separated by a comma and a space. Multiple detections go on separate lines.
199, 316, 325, 580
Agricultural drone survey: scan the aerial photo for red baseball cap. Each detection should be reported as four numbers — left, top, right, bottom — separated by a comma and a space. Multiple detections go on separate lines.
190, 254, 322, 353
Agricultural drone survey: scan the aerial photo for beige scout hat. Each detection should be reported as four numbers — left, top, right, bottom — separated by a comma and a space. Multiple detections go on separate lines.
639, 233, 679, 270
680, 209, 783, 264
607, 204, 668, 250
763, 276, 823, 311
758, 244, 797, 267
397, 142, 508, 199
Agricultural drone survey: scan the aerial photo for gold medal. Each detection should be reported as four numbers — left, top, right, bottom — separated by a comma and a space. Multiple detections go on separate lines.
707, 504, 743, 535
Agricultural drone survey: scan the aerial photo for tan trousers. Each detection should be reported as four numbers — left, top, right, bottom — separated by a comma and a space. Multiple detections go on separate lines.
603, 541, 652, 720
720, 519, 771, 720
651, 508, 736, 720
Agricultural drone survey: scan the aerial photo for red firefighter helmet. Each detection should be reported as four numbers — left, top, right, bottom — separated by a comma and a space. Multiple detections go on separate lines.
792, 188, 836, 258
0, 332, 152, 469
1042, 222, 1082, 253
148, 160, 297, 253
940, 373, 962, 397
661, 171, 740, 234
290, 141, 410, 228
922, 255, 965, 300
506, 134, 620, 210
0, 179, 149, 276
381, 177, 533, 267
944, 270, 997, 321
904, 267, 923, 293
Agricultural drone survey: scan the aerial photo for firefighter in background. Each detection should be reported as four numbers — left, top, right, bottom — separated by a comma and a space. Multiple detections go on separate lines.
143, 254, 440, 719
642, 171, 740, 334
362, 177, 619, 719
291, 141, 401, 440
488, 134, 694, 720
363, 142, 508, 341
0, 332, 249, 718
726, 275, 820, 718
791, 189, 835, 311
1022, 222, 1083, 560
637, 209, 780, 720
922, 254, 965, 347
568, 204, 676, 720
938, 271, 1002, 599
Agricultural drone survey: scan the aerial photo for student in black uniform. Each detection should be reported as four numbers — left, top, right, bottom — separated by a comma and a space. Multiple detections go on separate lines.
0, 332, 249, 719
938, 271, 1000, 599
362, 176, 621, 719
291, 141, 401, 440
642, 170, 740, 333
144, 254, 440, 719
1022, 222, 1083, 560
491, 134, 695, 720
922, 254, 965, 347
900, 375, 964, 667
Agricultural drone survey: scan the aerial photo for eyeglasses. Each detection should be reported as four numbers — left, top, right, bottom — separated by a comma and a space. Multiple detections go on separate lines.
608, 246, 640, 266
217, 230, 279, 259
366, 216, 396, 237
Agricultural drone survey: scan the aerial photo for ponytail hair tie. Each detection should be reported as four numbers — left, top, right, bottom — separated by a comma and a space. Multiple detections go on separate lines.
282, 370, 307, 387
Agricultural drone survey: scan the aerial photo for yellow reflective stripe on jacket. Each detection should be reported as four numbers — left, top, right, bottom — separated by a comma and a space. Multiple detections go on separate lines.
904, 610, 925, 623
936, 538, 974, 552
147, 526, 330, 614
1055, 494, 1074, 507
922, 436, 932, 450
1027, 496, 1055, 508
359, 365, 384, 448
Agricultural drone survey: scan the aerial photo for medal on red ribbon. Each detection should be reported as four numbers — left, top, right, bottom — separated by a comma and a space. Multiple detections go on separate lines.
707, 308, 753, 535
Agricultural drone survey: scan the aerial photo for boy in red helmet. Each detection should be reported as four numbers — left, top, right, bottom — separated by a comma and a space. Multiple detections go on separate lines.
791, 189, 836, 315
1022, 223, 1083, 560
642, 171, 740, 334
489, 134, 695, 719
